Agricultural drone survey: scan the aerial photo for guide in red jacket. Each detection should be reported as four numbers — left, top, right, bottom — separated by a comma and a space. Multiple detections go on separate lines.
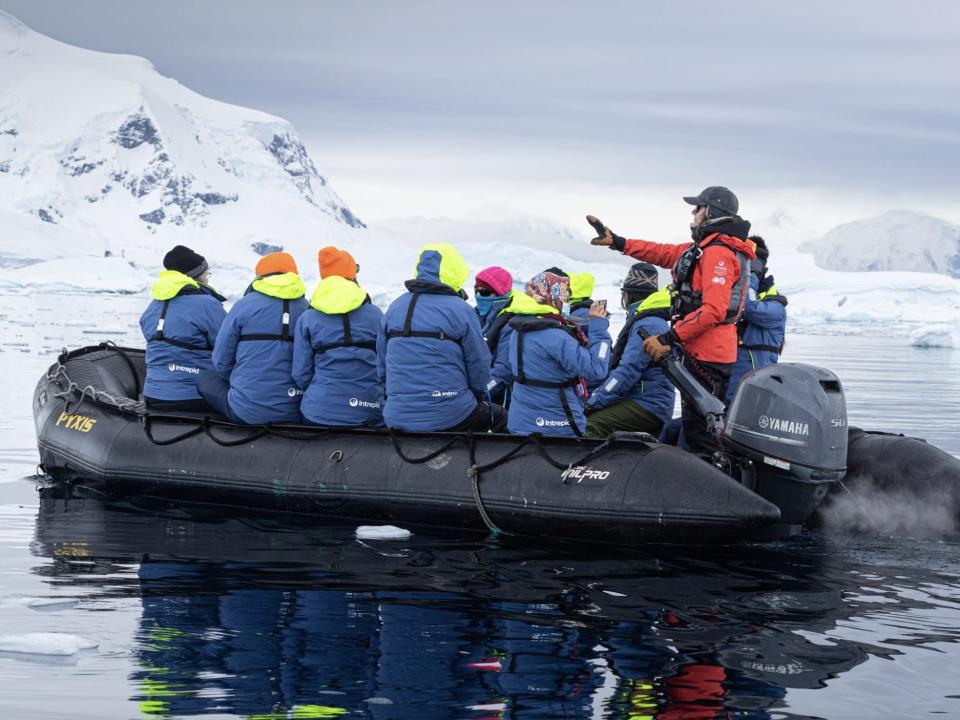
587, 186, 756, 457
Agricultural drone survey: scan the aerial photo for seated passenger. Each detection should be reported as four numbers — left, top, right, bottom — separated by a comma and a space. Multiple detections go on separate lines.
726, 236, 788, 405
585, 263, 676, 438
567, 271, 596, 323
198, 252, 309, 424
138, 245, 226, 412
292, 247, 384, 427
378, 243, 504, 432
474, 265, 515, 406
507, 271, 611, 437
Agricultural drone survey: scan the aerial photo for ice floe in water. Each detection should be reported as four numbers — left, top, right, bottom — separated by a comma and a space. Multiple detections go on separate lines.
355, 525, 411, 541
0, 632, 98, 656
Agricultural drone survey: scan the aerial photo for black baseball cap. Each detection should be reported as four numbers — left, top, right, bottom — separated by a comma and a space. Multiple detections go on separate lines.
683, 186, 739, 216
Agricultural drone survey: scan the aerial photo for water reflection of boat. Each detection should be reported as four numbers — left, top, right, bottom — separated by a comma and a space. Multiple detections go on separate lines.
33, 486, 956, 718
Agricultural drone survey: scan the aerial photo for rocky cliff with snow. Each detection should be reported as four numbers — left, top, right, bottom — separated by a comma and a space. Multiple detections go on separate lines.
0, 9, 362, 271
799, 210, 960, 279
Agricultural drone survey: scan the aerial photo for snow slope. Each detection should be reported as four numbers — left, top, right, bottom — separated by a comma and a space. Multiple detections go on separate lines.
0, 9, 363, 280
799, 210, 960, 278
1, 10, 958, 346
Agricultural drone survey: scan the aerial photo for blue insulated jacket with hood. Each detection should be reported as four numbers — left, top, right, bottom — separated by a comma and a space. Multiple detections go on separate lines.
212, 272, 309, 424
586, 288, 676, 425
139, 270, 227, 401
377, 244, 493, 431
726, 274, 788, 404
293, 276, 385, 427
506, 293, 612, 437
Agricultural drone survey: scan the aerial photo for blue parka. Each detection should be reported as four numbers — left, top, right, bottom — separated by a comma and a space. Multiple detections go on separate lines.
293, 276, 385, 427
377, 244, 492, 431
212, 273, 309, 424
507, 293, 612, 437
586, 289, 676, 425
139, 271, 226, 401
726, 274, 788, 405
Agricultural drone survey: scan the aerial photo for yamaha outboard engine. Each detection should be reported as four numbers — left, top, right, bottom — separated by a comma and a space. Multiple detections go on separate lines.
724, 363, 848, 535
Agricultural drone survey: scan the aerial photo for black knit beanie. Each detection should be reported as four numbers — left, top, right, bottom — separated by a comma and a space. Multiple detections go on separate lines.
163, 245, 208, 279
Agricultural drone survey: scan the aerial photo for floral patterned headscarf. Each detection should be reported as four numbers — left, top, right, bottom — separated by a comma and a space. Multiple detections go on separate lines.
525, 271, 570, 311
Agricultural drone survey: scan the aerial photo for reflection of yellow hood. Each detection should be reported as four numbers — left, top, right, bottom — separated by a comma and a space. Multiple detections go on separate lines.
309, 276, 368, 314
568, 272, 595, 302
504, 291, 560, 316
636, 287, 671, 313
252, 272, 306, 299
151, 270, 199, 301
415, 243, 469, 291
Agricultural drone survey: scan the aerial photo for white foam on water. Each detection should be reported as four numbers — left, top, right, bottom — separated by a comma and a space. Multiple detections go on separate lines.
0, 632, 98, 656
355, 525, 411, 541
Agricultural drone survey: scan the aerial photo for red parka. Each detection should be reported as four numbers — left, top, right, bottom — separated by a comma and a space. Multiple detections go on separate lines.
622, 226, 756, 364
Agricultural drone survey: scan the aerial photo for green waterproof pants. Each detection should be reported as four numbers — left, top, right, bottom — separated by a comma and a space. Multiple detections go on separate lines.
586, 400, 664, 439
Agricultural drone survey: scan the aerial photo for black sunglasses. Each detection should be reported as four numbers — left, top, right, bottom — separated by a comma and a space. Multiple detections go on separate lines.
474, 287, 495, 297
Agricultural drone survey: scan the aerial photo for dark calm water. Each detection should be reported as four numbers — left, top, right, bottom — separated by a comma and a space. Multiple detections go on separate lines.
1, 294, 959, 719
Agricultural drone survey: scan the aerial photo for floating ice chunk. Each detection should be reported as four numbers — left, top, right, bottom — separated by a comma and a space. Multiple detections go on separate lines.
0, 632, 98, 656
911, 325, 956, 348
364, 697, 394, 705
355, 525, 411, 541
602, 590, 627, 597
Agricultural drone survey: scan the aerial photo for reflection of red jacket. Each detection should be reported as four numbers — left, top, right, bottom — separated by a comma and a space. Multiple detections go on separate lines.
658, 663, 727, 720
623, 234, 757, 364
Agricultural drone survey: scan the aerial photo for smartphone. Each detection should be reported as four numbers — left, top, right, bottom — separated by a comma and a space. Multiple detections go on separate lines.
598, 299, 607, 311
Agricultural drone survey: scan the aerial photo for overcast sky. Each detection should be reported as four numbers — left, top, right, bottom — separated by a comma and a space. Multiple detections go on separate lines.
2, 0, 959, 238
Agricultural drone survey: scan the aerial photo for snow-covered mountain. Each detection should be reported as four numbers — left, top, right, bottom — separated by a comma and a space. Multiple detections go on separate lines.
799, 210, 960, 278
0, 9, 362, 276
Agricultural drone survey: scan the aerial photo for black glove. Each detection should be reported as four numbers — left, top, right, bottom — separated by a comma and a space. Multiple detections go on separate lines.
586, 215, 626, 252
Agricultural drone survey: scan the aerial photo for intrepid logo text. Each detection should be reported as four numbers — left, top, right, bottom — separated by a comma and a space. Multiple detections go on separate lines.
167, 363, 199, 375
535, 417, 569, 428
349, 398, 382, 409
55, 412, 97, 433
758, 415, 810, 436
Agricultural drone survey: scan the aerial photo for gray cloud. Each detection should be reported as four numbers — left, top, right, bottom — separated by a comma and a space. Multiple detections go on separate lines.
2, 0, 959, 213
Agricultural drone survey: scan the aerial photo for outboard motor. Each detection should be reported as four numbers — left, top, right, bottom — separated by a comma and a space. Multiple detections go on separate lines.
724, 363, 848, 535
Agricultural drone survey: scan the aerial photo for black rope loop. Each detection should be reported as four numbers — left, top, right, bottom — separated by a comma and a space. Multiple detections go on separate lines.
388, 428, 461, 464
142, 415, 205, 446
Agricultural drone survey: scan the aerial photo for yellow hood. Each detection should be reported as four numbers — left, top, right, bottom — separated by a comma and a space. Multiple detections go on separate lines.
635, 287, 672, 313
151, 270, 200, 301
504, 291, 560, 316
309, 276, 368, 314
568, 272, 596, 301
252, 272, 307, 300
415, 243, 469, 291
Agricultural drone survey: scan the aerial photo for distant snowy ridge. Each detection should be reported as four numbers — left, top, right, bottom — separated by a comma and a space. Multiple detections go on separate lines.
0, 8, 362, 270
800, 210, 960, 278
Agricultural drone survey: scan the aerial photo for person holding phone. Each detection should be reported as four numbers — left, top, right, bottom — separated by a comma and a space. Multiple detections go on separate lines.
505, 271, 611, 437
584, 263, 676, 438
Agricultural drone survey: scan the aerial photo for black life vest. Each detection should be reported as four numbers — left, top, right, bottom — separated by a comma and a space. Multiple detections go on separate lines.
150, 285, 223, 352
311, 296, 377, 355
508, 316, 586, 437
484, 311, 514, 354
671, 232, 750, 325
386, 283, 463, 345
608, 307, 671, 372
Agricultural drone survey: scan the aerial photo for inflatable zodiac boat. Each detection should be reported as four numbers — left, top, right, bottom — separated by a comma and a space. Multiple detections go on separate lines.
32, 345, 960, 544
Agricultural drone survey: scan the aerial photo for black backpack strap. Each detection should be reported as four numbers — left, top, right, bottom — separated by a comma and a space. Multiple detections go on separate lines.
239, 299, 294, 343
740, 342, 782, 353
387, 293, 460, 343
313, 311, 377, 355
150, 299, 213, 352
515, 326, 583, 437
